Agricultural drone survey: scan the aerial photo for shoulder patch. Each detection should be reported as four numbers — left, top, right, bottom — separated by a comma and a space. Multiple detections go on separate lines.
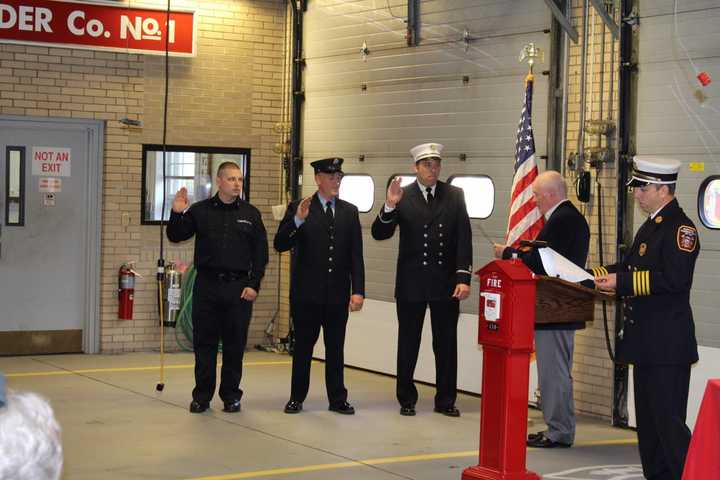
677, 225, 698, 252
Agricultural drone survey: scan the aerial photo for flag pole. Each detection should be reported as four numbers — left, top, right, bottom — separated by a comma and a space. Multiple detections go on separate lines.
506, 42, 546, 248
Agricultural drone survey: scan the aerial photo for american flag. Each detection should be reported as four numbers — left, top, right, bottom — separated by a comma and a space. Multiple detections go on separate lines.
506, 74, 544, 248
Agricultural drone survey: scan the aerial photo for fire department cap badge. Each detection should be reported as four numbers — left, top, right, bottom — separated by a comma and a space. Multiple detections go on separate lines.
677, 225, 698, 252
639, 243, 647, 256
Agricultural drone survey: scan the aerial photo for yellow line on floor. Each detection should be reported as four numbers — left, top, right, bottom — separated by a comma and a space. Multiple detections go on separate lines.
4, 361, 291, 378
187, 452, 478, 480
186, 438, 638, 480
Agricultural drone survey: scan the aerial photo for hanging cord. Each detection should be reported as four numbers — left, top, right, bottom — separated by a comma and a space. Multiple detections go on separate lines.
175, 265, 196, 351
596, 178, 615, 362
156, 0, 172, 392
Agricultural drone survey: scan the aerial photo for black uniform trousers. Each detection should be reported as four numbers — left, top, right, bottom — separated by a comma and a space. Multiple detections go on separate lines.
191, 273, 253, 404
290, 302, 349, 407
634, 364, 692, 480
396, 299, 459, 409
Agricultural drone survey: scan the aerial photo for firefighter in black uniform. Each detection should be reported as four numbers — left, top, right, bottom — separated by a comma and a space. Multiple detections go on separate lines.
167, 162, 268, 414
371, 143, 473, 417
593, 157, 699, 480
274, 158, 364, 415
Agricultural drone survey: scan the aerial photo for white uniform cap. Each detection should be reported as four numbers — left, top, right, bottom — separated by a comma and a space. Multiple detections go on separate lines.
627, 156, 681, 187
410, 143, 444, 163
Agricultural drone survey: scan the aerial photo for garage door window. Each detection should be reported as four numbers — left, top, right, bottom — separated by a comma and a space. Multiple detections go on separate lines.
386, 174, 416, 189
339, 174, 374, 212
448, 175, 494, 219
699, 176, 720, 229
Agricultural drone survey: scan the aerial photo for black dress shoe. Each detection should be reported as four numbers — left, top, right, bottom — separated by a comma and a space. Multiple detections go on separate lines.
222, 399, 241, 413
434, 405, 461, 417
284, 400, 303, 414
399, 405, 416, 416
526, 433, 571, 448
189, 400, 209, 413
527, 431, 545, 441
328, 401, 355, 415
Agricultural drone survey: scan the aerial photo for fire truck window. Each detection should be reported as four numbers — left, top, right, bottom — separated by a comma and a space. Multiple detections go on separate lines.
699, 176, 720, 229
339, 174, 374, 213
448, 175, 495, 219
141, 145, 250, 225
5, 147, 25, 226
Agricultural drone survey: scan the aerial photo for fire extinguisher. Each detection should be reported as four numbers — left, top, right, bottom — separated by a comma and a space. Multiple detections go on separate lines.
118, 262, 137, 320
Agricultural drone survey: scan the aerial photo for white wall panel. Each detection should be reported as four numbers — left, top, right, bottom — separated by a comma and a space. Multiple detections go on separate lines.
312, 299, 539, 401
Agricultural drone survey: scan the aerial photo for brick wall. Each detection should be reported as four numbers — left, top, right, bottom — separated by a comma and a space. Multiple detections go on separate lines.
564, 0, 620, 419
0, 0, 288, 352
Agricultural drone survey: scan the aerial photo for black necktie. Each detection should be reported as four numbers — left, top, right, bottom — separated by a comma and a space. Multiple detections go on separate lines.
425, 187, 434, 207
325, 200, 334, 223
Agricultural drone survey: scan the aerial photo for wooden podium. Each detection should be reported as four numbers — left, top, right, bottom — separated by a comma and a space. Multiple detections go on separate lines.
534, 275, 614, 325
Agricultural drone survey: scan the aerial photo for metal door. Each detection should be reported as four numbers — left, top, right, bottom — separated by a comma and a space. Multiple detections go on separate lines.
0, 116, 102, 354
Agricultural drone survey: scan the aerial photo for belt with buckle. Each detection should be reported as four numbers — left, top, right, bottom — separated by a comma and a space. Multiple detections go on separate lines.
200, 270, 249, 282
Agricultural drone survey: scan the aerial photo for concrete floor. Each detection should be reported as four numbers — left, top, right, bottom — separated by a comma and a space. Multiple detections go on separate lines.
1, 351, 644, 480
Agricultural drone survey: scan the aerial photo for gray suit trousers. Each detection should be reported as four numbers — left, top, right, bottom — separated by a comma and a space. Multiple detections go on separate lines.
535, 329, 576, 444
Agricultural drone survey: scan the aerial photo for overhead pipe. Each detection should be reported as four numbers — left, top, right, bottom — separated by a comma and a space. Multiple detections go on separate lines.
548, 0, 571, 172
289, 0, 306, 201
597, 9, 606, 148
613, 0, 638, 427
407, 0, 419, 46
576, 0, 590, 170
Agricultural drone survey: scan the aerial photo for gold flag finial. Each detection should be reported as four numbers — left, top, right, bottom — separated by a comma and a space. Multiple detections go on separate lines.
519, 43, 544, 75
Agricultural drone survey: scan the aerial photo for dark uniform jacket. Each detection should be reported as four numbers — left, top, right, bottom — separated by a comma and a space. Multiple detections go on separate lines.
371, 181, 473, 302
503, 200, 590, 330
166, 194, 268, 291
590, 198, 699, 365
274, 194, 364, 306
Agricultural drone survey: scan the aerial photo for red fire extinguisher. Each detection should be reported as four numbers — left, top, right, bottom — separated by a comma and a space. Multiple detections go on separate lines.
118, 262, 137, 320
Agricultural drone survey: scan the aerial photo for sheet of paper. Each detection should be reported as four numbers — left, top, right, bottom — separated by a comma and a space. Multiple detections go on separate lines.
538, 247, 594, 283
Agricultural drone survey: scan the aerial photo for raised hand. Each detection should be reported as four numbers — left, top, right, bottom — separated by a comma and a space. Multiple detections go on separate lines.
296, 196, 311, 220
172, 187, 189, 213
386, 176, 404, 208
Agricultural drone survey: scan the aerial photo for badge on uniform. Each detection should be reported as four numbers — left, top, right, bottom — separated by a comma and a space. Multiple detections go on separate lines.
677, 225, 698, 252
639, 243, 647, 256
655, 216, 663, 224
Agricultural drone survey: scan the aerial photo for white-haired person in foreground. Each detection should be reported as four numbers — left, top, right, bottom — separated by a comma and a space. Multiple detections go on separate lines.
0, 381, 63, 480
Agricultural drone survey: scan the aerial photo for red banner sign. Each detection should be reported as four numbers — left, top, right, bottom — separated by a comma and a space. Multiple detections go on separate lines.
0, 0, 195, 56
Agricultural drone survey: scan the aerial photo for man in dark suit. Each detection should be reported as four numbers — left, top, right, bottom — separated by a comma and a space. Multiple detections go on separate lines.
494, 170, 590, 448
594, 157, 699, 480
371, 143, 473, 417
274, 157, 365, 415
